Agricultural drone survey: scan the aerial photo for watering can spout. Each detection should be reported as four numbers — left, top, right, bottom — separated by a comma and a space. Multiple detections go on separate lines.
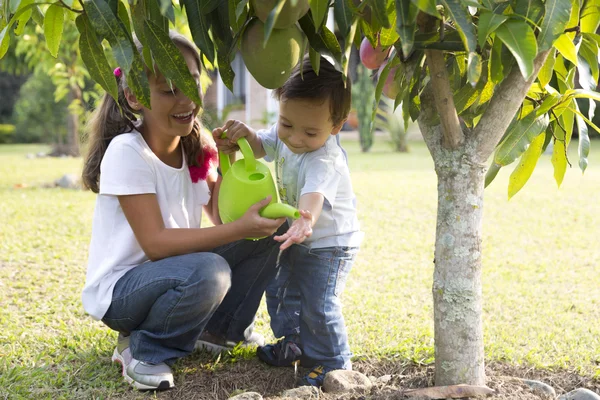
260, 203, 301, 220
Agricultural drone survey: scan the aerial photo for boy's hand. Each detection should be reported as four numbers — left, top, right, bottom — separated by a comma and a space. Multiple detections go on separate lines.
274, 210, 314, 250
212, 120, 256, 155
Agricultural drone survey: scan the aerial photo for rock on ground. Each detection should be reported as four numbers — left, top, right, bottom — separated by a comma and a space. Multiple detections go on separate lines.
322, 370, 372, 394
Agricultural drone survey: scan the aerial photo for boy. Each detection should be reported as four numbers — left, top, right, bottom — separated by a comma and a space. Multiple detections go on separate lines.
213, 56, 363, 387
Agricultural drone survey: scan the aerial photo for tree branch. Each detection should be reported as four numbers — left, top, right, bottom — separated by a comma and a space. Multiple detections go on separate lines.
417, 82, 444, 161
472, 50, 551, 163
425, 49, 464, 149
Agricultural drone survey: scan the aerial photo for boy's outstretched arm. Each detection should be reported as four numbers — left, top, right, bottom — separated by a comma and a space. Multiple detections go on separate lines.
212, 119, 266, 159
275, 192, 324, 250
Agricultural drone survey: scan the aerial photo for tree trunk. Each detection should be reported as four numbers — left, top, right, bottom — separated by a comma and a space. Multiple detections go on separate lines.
66, 86, 81, 156
394, 130, 409, 152
432, 149, 486, 385
418, 92, 486, 385
50, 86, 81, 157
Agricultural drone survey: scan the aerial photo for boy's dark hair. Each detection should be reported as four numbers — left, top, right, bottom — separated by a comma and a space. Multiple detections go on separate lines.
273, 55, 351, 127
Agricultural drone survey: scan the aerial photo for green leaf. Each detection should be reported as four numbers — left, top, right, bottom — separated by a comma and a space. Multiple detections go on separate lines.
342, 17, 358, 83
396, 0, 418, 57
131, 0, 154, 69
144, 19, 203, 106
477, 11, 507, 48
554, 33, 578, 65
83, 0, 135, 74
334, 0, 352, 37
298, 12, 342, 69
535, 92, 560, 116
0, 26, 10, 59
564, 88, 600, 103
484, 162, 501, 188
372, 55, 400, 126
495, 20, 537, 80
159, 0, 175, 24
371, 0, 391, 29
44, 4, 64, 58
1, 0, 43, 58
360, 18, 376, 48
440, 0, 476, 53
467, 52, 481, 86
568, 105, 600, 135
380, 2, 399, 46
537, 48, 556, 87
310, 0, 329, 30
118, 0, 132, 38
580, 0, 600, 33
538, 0, 572, 52
574, 102, 590, 172
580, 37, 599, 86
76, 14, 118, 102
9, 0, 22, 14
145, 0, 168, 32
512, 0, 544, 25
508, 127, 545, 199
198, 0, 220, 14
213, 44, 233, 92
495, 113, 550, 166
31, 5, 44, 27
182, 0, 215, 64
13, 0, 34, 36
235, 0, 249, 21
551, 132, 567, 187
264, 0, 286, 45
126, 53, 152, 108
488, 35, 504, 83
309, 46, 320, 75
410, 0, 440, 17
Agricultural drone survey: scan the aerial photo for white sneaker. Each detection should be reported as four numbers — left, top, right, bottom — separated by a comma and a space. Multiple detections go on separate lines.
111, 334, 174, 391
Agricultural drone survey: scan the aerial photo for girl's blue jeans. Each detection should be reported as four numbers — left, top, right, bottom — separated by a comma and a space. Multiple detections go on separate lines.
265, 245, 358, 370
101, 224, 286, 365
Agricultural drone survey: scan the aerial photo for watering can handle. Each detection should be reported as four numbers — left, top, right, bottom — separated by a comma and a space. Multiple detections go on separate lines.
219, 135, 257, 175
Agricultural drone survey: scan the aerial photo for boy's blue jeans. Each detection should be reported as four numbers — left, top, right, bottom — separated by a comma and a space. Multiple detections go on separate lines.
101, 224, 286, 365
265, 245, 358, 370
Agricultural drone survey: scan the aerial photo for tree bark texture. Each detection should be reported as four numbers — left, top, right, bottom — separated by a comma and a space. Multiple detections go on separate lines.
418, 81, 487, 386
418, 118, 486, 386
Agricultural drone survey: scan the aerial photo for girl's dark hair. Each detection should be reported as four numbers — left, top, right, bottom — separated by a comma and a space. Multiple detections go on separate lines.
273, 55, 352, 127
82, 31, 210, 193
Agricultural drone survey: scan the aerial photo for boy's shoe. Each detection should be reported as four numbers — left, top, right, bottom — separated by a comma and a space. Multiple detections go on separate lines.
256, 336, 303, 367
111, 334, 174, 391
297, 365, 334, 387
195, 331, 265, 354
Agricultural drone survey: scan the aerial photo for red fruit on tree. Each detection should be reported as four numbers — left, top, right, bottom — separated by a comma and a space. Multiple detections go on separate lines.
359, 37, 390, 70
379, 62, 403, 100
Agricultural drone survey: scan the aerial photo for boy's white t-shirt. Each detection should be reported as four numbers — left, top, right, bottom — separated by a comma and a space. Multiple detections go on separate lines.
258, 123, 363, 249
81, 130, 211, 320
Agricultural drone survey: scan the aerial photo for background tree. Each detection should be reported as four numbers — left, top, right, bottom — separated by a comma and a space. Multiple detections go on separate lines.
2, 0, 598, 388
2, 14, 101, 155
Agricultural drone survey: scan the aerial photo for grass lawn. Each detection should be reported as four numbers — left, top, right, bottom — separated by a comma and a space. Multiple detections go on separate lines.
1, 137, 599, 399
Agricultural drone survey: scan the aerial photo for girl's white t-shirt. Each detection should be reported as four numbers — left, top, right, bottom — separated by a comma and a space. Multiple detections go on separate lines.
81, 130, 211, 320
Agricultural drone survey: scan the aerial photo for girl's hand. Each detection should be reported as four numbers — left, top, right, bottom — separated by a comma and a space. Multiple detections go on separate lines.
237, 197, 285, 238
274, 210, 313, 250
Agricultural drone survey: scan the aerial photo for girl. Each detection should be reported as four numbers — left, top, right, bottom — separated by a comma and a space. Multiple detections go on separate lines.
81, 30, 285, 391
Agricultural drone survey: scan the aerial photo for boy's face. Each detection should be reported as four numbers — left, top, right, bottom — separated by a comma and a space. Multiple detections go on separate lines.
277, 97, 344, 154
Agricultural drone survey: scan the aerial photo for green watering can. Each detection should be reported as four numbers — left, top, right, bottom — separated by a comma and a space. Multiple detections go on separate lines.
218, 137, 299, 236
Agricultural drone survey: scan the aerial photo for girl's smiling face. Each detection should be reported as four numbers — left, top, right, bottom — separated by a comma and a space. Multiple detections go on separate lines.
126, 45, 202, 140
277, 97, 344, 154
